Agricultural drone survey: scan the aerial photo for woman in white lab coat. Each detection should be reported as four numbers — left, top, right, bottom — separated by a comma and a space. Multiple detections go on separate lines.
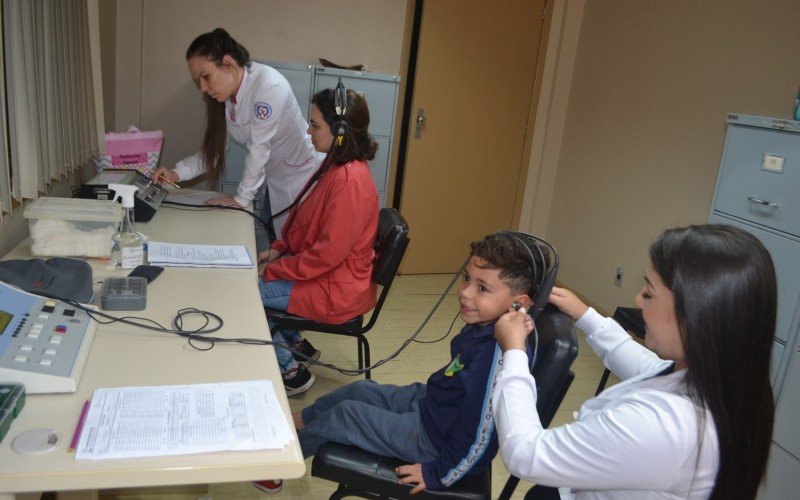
493, 224, 775, 499
153, 28, 318, 236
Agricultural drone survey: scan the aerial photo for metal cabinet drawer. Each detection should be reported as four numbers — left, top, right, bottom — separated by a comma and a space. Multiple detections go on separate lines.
709, 214, 800, 344
774, 348, 800, 459
772, 340, 785, 386
713, 124, 800, 237
759, 444, 800, 499
368, 136, 391, 192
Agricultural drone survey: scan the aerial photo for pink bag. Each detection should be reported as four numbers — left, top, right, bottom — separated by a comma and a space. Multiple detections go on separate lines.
93, 126, 163, 174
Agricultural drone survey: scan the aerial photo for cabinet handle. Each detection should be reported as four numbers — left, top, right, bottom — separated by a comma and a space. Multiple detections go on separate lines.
747, 196, 778, 208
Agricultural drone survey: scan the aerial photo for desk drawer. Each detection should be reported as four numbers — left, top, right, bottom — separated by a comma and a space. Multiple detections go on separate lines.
714, 125, 800, 237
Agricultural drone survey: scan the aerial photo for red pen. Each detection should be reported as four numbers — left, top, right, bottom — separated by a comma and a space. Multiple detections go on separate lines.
68, 400, 91, 453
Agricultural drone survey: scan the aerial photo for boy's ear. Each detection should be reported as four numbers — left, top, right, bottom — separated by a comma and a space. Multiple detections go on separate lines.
514, 295, 533, 309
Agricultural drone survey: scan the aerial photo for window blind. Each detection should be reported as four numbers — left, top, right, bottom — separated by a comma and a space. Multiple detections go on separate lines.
1, 0, 103, 213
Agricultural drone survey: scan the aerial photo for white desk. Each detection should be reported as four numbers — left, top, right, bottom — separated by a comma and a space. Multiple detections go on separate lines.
0, 201, 304, 499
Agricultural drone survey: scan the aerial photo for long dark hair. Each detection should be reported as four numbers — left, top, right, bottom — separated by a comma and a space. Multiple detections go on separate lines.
311, 88, 378, 171
185, 28, 250, 185
277, 88, 378, 231
649, 224, 775, 499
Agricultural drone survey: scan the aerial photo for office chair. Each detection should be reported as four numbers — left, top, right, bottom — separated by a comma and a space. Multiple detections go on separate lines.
594, 307, 645, 396
310, 304, 579, 500
265, 207, 410, 379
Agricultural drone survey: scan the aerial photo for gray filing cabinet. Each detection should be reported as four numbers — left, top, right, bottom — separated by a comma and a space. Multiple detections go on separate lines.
220, 61, 400, 211
707, 113, 800, 499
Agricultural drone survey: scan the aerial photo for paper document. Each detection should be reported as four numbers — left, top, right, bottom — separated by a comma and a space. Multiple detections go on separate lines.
148, 241, 254, 268
165, 190, 225, 205
75, 380, 294, 460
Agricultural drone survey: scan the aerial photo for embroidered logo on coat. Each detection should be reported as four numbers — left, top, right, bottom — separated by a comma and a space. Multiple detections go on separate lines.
254, 102, 272, 120
444, 354, 464, 376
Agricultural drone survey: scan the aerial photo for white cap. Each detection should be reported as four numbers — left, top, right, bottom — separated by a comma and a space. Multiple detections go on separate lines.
108, 184, 138, 208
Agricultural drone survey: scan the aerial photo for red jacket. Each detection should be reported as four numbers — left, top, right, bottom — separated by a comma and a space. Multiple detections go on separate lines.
264, 160, 379, 324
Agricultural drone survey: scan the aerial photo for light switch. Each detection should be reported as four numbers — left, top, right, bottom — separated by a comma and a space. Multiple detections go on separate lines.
762, 154, 785, 173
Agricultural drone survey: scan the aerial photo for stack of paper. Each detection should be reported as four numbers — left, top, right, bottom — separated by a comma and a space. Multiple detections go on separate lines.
75, 380, 294, 460
148, 241, 253, 268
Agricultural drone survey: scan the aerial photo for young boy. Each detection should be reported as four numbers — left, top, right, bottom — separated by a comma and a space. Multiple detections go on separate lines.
254, 232, 541, 494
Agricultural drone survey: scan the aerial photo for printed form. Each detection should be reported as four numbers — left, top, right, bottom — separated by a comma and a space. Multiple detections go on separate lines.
75, 380, 293, 460
147, 241, 254, 268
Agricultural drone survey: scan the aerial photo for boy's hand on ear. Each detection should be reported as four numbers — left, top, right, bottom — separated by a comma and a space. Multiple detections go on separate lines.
396, 464, 426, 494
495, 307, 533, 352
548, 286, 589, 321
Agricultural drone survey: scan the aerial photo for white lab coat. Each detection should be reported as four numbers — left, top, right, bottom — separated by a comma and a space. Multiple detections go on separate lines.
492, 308, 719, 499
174, 62, 319, 235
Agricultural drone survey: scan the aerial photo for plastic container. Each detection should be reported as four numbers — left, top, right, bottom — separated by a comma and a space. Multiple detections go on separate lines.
23, 197, 124, 258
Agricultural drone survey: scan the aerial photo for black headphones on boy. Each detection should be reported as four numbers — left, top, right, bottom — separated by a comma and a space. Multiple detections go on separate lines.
333, 78, 348, 145
501, 231, 559, 321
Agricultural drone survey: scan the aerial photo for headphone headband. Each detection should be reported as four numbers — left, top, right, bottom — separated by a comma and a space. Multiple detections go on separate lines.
333, 78, 348, 145
501, 231, 559, 321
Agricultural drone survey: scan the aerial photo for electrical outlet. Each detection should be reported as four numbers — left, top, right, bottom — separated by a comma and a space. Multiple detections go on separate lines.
614, 267, 624, 287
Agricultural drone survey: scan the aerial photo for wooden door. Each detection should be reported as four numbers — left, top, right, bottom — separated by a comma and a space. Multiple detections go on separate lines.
398, 0, 549, 273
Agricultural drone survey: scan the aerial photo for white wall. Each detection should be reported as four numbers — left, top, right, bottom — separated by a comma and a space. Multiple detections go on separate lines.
536, 0, 800, 312
111, 0, 407, 169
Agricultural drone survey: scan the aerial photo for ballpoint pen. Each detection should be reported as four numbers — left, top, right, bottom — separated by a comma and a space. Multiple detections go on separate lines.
158, 174, 181, 189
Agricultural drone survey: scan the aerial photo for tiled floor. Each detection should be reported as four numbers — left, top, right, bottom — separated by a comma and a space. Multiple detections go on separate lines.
95, 274, 619, 500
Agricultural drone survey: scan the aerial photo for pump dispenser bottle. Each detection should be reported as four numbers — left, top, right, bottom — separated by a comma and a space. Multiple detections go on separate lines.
109, 184, 144, 269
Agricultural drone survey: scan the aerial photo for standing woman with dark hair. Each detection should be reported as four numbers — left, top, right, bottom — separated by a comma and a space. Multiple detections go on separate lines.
152, 28, 318, 236
256, 86, 379, 400
493, 224, 775, 499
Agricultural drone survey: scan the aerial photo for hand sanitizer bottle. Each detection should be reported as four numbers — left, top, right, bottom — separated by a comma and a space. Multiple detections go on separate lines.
109, 184, 144, 269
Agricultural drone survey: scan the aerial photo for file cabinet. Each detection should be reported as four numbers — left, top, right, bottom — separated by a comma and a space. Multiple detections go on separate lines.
707, 113, 800, 499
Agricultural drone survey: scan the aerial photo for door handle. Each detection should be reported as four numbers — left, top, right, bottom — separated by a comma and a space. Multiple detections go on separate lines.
414, 109, 427, 139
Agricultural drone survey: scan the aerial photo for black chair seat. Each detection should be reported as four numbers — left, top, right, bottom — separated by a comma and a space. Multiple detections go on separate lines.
312, 442, 491, 500
596, 307, 646, 395
266, 308, 365, 333
612, 307, 645, 339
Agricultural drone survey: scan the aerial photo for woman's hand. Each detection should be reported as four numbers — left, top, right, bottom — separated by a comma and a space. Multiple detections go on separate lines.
257, 248, 283, 272
495, 306, 534, 352
203, 195, 242, 207
152, 167, 179, 185
547, 286, 589, 321
396, 464, 426, 494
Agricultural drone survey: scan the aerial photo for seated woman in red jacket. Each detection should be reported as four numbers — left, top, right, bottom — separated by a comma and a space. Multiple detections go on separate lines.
258, 84, 379, 396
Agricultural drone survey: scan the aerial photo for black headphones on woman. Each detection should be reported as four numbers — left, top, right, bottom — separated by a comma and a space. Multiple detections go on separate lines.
333, 78, 348, 145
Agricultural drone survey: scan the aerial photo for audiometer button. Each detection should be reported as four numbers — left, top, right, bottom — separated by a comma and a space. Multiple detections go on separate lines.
54, 325, 67, 334
63, 309, 75, 317
44, 348, 57, 356
42, 305, 55, 313
39, 359, 53, 367
27, 331, 39, 339
38, 314, 49, 320
49, 336, 63, 345
13, 355, 28, 362
19, 345, 33, 352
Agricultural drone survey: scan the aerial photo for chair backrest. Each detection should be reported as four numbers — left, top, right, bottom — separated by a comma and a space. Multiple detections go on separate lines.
530, 304, 579, 427
372, 208, 410, 287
